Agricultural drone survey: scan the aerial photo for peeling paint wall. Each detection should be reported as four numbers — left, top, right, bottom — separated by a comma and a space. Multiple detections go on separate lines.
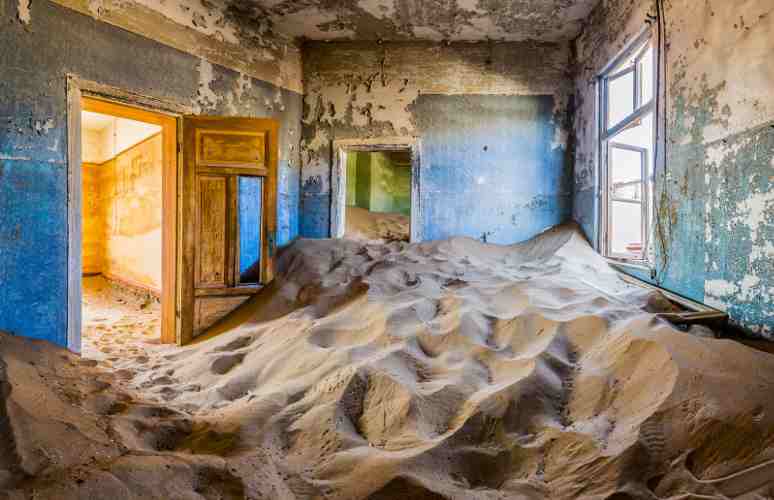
573, 0, 774, 337
50, 0, 303, 93
301, 40, 574, 242
251, 0, 599, 43
0, 0, 302, 346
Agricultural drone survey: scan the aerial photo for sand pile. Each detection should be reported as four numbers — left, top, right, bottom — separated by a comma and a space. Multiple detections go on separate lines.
3, 224, 774, 499
345, 206, 410, 242
81, 276, 163, 364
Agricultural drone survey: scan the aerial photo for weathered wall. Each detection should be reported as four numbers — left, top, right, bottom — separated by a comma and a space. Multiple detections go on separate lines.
0, 0, 302, 346
81, 162, 104, 275
48, 0, 303, 94
101, 134, 163, 293
253, 0, 599, 43
573, 0, 774, 337
81, 135, 163, 291
301, 41, 574, 243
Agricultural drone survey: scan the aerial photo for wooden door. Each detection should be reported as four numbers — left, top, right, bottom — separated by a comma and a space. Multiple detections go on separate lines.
180, 116, 278, 344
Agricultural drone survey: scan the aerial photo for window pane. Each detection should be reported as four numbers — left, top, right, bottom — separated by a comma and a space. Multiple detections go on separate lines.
610, 201, 643, 256
612, 113, 653, 199
612, 112, 653, 151
607, 70, 635, 130
238, 176, 263, 284
612, 180, 642, 201
639, 44, 654, 105
610, 146, 643, 186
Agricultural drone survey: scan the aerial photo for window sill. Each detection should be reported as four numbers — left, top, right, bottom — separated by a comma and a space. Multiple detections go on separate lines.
604, 257, 654, 275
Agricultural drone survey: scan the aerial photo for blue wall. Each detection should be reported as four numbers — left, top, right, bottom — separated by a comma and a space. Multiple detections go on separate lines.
299, 40, 575, 243
299, 94, 572, 243
573, 0, 774, 337
412, 95, 571, 244
0, 0, 302, 347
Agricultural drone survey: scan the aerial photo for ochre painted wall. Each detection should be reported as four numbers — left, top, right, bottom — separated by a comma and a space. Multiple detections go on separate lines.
81, 163, 105, 275
81, 134, 163, 293
101, 134, 163, 293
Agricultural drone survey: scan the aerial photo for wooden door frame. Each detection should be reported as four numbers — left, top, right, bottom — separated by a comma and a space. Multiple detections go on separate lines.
66, 77, 187, 352
180, 116, 279, 344
330, 138, 422, 242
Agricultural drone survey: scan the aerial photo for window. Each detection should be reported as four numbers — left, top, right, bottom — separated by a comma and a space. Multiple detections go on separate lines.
237, 176, 263, 284
599, 32, 656, 263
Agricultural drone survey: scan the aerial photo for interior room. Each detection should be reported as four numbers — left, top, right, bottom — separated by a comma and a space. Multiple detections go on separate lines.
80, 109, 164, 360
344, 150, 412, 242
1, 0, 773, 498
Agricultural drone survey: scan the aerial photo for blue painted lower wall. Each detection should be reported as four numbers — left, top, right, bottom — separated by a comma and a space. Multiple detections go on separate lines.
0, 160, 69, 345
412, 95, 572, 244
300, 95, 573, 244
0, 0, 302, 347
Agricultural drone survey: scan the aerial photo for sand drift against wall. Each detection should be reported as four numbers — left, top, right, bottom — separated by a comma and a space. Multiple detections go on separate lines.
2, 224, 774, 499
345, 206, 410, 243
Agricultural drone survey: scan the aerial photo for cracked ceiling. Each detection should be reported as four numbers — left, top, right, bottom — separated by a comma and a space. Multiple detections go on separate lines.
224, 0, 601, 43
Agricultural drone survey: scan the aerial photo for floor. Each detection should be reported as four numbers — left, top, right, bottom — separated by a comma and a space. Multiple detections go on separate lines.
81, 276, 163, 367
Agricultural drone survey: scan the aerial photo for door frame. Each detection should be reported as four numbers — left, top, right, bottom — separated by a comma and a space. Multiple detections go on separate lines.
66, 76, 188, 352
330, 138, 422, 243
180, 116, 279, 344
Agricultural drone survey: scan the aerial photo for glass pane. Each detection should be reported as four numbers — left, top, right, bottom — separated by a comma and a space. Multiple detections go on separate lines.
639, 44, 654, 104
607, 69, 635, 129
612, 112, 653, 201
612, 180, 642, 201
238, 176, 263, 284
613, 112, 653, 150
610, 200, 643, 256
610, 146, 643, 186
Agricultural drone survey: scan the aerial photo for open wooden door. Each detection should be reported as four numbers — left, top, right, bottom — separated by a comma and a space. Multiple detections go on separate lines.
180, 117, 279, 344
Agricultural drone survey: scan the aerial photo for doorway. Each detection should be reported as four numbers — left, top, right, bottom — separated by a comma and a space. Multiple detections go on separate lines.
69, 95, 179, 355
179, 116, 279, 343
331, 142, 420, 243
68, 82, 281, 352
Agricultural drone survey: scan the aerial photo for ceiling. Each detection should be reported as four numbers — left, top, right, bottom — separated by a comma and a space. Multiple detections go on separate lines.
227, 0, 601, 43
81, 111, 115, 132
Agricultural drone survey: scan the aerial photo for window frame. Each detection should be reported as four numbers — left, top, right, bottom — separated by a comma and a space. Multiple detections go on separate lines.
598, 29, 657, 266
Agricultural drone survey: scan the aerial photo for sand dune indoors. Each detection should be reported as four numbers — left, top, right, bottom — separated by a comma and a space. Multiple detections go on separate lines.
345, 206, 410, 243
2, 225, 774, 499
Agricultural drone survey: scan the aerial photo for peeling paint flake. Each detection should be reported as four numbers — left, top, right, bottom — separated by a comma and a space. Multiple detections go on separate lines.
195, 58, 222, 112
132, 0, 240, 45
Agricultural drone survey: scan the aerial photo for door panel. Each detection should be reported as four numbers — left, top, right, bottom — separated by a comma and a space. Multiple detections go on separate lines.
196, 175, 228, 288
197, 130, 267, 168
181, 116, 279, 343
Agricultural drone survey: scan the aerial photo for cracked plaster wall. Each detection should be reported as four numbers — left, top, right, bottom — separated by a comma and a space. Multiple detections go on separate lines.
253, 0, 599, 43
0, 0, 302, 346
300, 40, 574, 242
573, 0, 774, 337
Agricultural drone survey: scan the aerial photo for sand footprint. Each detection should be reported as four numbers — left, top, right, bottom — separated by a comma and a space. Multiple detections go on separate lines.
213, 336, 255, 353
211, 353, 247, 375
